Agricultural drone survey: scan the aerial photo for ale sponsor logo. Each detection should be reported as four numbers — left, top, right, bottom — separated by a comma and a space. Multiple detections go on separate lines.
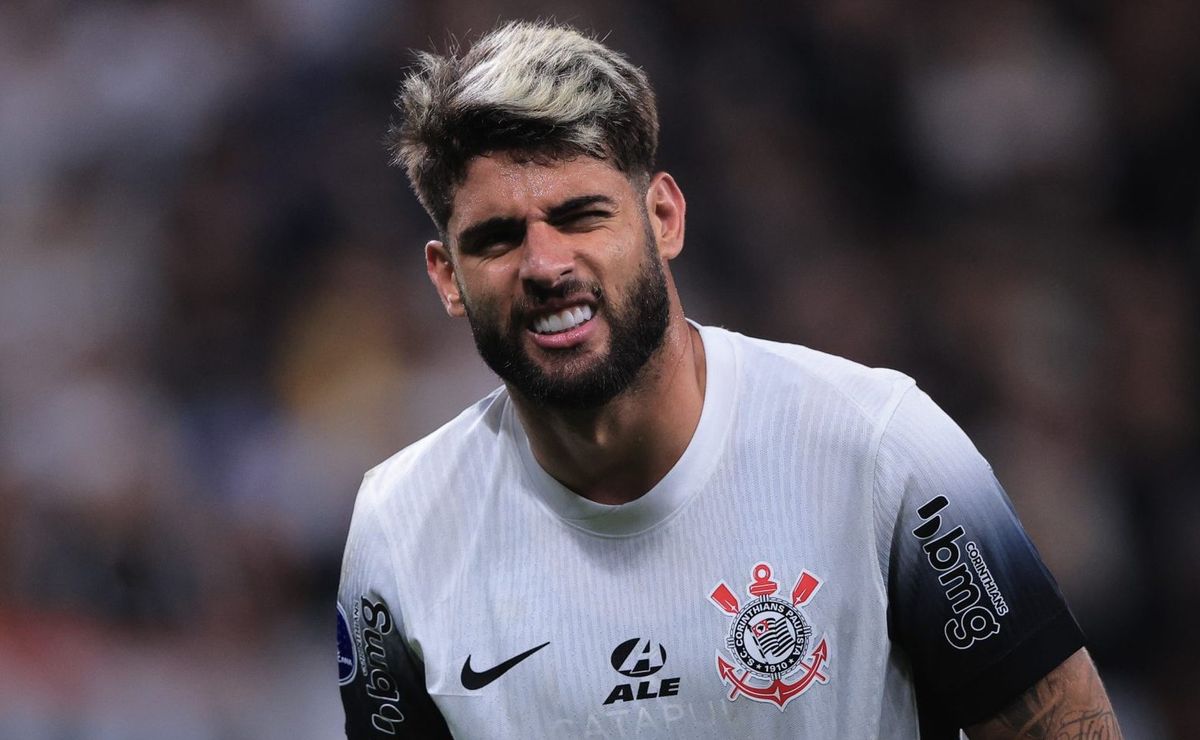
603, 638, 681, 705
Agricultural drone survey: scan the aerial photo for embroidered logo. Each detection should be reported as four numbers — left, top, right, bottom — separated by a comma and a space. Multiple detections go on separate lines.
709, 562, 830, 710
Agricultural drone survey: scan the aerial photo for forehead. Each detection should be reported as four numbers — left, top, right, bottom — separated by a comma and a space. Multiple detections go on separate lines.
448, 154, 636, 234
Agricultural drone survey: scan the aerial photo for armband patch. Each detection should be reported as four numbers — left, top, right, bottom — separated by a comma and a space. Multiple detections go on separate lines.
337, 601, 357, 685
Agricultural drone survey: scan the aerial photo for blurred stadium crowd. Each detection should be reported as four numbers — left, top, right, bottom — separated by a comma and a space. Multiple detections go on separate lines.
1, 1, 1196, 737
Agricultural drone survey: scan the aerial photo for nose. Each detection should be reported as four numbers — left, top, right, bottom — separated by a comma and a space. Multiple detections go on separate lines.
518, 221, 573, 290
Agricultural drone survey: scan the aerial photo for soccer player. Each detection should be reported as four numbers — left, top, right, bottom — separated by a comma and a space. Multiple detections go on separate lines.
336, 21, 1121, 739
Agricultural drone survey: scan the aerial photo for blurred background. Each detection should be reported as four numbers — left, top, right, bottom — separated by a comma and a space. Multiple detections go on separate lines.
1, 0, 1196, 737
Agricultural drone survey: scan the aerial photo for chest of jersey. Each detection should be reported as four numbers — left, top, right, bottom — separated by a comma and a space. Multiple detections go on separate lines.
405, 466, 909, 738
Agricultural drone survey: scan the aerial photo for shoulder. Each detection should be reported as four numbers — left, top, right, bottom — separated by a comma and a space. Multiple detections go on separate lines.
357, 384, 509, 510
702, 324, 916, 429
341, 385, 516, 599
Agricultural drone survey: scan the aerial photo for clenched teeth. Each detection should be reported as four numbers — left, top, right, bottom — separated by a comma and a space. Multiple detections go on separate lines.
532, 305, 593, 334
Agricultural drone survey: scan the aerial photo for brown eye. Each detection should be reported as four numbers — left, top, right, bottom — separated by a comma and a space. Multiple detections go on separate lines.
460, 223, 526, 256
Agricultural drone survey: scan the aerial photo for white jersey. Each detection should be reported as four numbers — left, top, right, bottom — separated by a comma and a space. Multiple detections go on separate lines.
336, 324, 1082, 738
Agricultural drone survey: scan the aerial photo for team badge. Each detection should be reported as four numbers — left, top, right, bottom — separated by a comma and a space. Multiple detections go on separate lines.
709, 562, 830, 710
336, 601, 357, 686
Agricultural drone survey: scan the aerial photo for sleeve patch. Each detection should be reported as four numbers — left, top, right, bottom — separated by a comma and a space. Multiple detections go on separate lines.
911, 495, 1007, 650
337, 601, 358, 686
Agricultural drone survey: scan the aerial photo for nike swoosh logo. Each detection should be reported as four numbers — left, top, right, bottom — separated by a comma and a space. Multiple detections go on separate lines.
460, 642, 550, 690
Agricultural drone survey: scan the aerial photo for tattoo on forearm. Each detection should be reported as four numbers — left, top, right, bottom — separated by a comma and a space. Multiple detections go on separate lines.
981, 650, 1122, 739
992, 673, 1061, 738
1051, 708, 1121, 740
994, 697, 1119, 739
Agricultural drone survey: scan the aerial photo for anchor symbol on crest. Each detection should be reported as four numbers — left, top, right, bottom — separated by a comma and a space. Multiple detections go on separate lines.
709, 562, 830, 710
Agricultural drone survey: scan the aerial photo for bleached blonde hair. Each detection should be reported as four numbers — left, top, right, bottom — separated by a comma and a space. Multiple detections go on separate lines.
387, 21, 659, 234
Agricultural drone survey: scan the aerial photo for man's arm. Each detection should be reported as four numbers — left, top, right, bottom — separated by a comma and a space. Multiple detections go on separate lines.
966, 648, 1121, 739
339, 475, 453, 739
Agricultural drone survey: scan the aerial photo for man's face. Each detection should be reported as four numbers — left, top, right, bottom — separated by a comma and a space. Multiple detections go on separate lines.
430, 154, 671, 409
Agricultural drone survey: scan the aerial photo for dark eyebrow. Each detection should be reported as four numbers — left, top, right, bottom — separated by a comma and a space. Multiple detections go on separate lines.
455, 194, 618, 251
545, 194, 617, 222
456, 215, 525, 252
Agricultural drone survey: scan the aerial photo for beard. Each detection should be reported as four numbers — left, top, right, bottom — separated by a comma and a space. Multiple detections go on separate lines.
462, 221, 670, 410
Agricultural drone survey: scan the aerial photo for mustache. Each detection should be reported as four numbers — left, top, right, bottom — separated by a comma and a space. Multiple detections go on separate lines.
518, 278, 604, 309
508, 279, 603, 332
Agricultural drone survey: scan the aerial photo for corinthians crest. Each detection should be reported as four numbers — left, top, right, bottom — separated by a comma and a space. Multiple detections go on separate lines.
709, 562, 830, 710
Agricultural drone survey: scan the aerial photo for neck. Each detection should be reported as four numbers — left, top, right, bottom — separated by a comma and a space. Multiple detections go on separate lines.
511, 315, 706, 505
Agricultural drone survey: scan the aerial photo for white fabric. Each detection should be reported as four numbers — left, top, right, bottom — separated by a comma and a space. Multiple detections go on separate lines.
338, 323, 1056, 737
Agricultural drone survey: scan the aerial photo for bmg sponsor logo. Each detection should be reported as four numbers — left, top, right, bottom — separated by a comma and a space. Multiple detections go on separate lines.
912, 496, 1008, 650
357, 597, 406, 734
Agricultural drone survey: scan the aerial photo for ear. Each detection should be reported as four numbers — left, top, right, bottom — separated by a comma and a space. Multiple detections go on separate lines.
644, 172, 686, 260
425, 240, 466, 317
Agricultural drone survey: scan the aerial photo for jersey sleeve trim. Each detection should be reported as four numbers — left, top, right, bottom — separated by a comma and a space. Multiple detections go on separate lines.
947, 607, 1085, 726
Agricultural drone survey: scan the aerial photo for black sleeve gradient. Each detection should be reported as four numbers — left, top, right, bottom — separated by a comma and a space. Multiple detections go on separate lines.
338, 592, 452, 739
879, 389, 1085, 728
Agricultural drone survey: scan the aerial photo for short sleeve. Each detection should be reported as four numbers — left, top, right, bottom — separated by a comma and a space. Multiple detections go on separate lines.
337, 473, 452, 739
873, 387, 1084, 728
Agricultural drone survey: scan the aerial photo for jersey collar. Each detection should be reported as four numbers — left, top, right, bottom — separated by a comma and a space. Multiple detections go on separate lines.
507, 322, 737, 537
